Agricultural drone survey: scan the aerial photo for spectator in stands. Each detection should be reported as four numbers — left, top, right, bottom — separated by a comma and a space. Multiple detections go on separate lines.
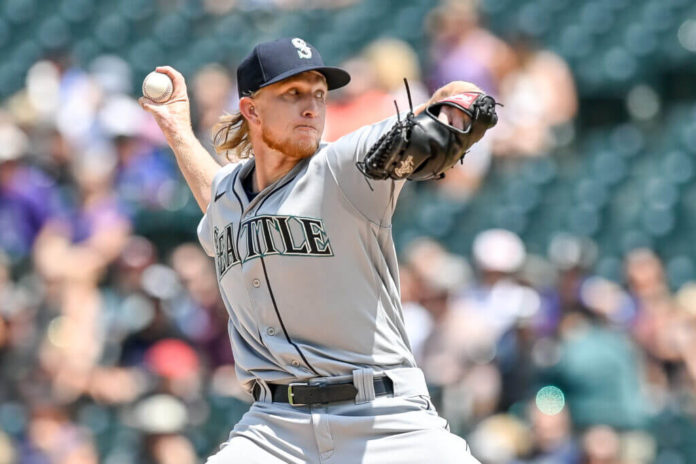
542, 275, 652, 430
30, 148, 131, 402
323, 56, 395, 142
362, 38, 429, 114
191, 64, 238, 153
19, 404, 98, 464
454, 229, 540, 344
403, 237, 473, 386
403, 238, 504, 434
170, 243, 234, 368
0, 431, 13, 464
625, 248, 696, 397
674, 283, 696, 384
626, 248, 677, 350
579, 425, 622, 464
426, 0, 515, 96
0, 119, 62, 265
469, 413, 532, 463
130, 393, 197, 464
493, 34, 578, 157
101, 96, 181, 215
516, 402, 581, 463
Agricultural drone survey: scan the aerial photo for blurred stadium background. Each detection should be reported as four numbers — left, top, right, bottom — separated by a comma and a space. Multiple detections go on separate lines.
2, 0, 696, 462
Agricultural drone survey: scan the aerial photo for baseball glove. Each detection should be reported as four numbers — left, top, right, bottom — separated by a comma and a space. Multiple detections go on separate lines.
356, 82, 498, 181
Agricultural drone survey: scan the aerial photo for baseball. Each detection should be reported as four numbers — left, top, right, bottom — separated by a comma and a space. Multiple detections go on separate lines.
142, 71, 173, 103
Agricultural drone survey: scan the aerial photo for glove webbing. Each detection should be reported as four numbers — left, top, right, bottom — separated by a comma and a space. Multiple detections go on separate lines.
356, 79, 418, 181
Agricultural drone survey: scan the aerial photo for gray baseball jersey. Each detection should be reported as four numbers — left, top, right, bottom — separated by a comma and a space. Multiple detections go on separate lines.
197, 115, 417, 393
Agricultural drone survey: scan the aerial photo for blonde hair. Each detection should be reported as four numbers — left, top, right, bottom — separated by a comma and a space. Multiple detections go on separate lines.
363, 38, 421, 92
212, 89, 259, 162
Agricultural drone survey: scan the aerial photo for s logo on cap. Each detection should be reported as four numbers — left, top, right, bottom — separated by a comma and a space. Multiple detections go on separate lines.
292, 38, 312, 59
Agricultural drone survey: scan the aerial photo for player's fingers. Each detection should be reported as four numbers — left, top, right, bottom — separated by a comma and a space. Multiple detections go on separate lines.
155, 65, 186, 93
138, 96, 159, 113
448, 80, 483, 95
438, 110, 450, 125
155, 65, 183, 81
439, 106, 468, 131
449, 109, 466, 131
441, 106, 474, 131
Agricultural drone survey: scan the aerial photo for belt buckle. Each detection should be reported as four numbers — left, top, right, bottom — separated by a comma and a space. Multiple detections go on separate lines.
287, 382, 309, 406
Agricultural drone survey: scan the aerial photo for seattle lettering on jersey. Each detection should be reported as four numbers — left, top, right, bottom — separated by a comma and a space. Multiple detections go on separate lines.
213, 214, 333, 277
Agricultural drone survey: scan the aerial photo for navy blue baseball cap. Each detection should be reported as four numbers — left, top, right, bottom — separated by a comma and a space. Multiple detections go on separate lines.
237, 38, 351, 98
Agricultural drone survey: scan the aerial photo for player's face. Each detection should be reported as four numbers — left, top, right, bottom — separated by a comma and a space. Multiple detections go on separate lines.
255, 71, 328, 160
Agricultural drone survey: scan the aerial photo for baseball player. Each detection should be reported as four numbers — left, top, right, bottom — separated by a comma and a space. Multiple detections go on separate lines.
140, 37, 496, 463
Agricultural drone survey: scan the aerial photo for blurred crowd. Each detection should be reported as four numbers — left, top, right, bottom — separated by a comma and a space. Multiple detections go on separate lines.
2, 0, 694, 463
401, 231, 696, 464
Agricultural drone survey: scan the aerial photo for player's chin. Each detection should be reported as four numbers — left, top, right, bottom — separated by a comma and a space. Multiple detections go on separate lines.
297, 132, 321, 152
295, 127, 320, 142
287, 137, 319, 159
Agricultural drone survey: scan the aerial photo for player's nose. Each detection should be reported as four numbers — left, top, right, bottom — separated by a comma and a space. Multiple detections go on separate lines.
301, 97, 321, 118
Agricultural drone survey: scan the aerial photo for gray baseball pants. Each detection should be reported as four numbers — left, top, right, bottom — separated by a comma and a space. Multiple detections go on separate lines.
205, 368, 480, 463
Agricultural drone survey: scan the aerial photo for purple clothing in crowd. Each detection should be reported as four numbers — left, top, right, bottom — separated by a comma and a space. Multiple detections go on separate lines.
429, 43, 496, 96
0, 165, 61, 261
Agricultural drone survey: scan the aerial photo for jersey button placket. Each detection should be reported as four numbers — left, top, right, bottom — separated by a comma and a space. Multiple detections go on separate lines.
266, 327, 276, 336
252, 278, 261, 288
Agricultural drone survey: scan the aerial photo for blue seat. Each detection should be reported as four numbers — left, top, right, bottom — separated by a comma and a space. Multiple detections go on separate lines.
662, 150, 694, 184
118, 0, 155, 22
59, 0, 94, 23
153, 14, 190, 48
38, 16, 71, 51
641, 205, 675, 237
3, 0, 36, 24
592, 150, 628, 186
666, 255, 695, 289
127, 38, 165, 74
95, 14, 130, 50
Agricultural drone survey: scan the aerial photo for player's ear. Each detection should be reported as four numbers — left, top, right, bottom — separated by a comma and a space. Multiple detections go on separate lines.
239, 97, 260, 124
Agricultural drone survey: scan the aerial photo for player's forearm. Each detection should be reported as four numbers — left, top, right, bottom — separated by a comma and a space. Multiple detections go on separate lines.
167, 129, 221, 212
138, 66, 220, 212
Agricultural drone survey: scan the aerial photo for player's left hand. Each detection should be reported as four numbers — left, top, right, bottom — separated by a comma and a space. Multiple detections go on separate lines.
428, 81, 485, 131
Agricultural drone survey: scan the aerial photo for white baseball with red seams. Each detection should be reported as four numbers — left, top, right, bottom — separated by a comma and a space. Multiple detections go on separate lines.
142, 71, 173, 103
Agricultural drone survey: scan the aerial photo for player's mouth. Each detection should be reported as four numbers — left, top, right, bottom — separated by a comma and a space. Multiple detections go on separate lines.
295, 125, 318, 133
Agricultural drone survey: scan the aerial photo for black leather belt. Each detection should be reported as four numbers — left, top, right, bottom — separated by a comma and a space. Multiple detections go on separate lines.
253, 376, 394, 406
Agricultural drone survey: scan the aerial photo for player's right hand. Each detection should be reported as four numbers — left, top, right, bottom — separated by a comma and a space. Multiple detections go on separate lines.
139, 66, 195, 142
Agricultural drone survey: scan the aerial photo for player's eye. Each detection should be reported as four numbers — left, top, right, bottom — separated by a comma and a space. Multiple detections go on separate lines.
287, 88, 299, 96
315, 90, 326, 101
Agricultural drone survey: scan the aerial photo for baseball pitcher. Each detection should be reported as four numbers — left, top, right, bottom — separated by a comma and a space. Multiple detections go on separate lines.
140, 37, 497, 463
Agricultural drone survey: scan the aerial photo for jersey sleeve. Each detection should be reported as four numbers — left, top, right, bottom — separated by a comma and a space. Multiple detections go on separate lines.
324, 114, 408, 226
197, 162, 238, 257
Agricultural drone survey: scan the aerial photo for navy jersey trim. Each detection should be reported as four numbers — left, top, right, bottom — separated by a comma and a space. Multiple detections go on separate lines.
253, 170, 297, 215
230, 169, 244, 247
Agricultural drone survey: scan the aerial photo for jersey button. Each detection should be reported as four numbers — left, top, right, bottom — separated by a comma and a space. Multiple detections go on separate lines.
266, 327, 276, 336
291, 360, 300, 367
252, 279, 261, 288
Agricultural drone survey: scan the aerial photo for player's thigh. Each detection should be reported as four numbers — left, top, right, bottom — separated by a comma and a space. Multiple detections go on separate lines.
360, 428, 481, 464
204, 435, 289, 464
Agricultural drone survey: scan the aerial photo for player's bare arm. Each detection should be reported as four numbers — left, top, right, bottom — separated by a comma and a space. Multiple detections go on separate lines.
139, 66, 221, 212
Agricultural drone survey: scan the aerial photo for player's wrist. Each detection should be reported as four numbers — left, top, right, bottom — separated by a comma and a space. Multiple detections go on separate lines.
166, 127, 199, 152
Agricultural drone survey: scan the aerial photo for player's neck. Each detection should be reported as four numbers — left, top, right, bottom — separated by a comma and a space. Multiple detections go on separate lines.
252, 146, 302, 191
